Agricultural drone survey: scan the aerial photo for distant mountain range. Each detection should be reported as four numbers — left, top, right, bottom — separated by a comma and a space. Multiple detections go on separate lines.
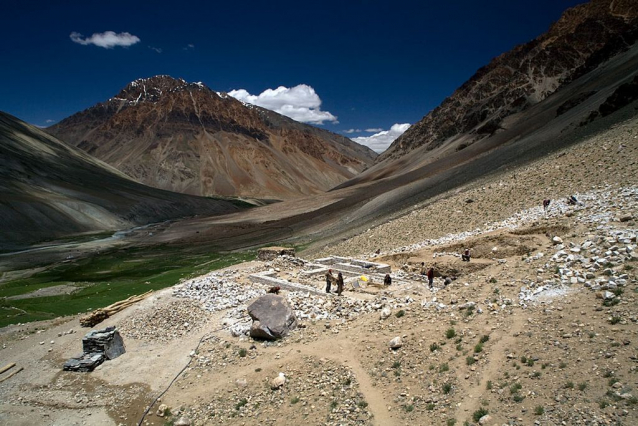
378, 0, 638, 165
0, 112, 242, 249
4, 0, 638, 252
47, 76, 376, 200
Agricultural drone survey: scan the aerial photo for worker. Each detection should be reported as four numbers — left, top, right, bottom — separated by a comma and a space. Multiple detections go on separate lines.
336, 272, 344, 296
427, 267, 434, 289
462, 248, 471, 262
325, 269, 335, 293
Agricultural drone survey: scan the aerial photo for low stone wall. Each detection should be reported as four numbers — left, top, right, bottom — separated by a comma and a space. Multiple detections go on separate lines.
248, 272, 324, 295
313, 256, 391, 274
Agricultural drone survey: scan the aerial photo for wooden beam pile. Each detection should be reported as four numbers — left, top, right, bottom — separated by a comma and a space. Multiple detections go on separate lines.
79, 290, 153, 327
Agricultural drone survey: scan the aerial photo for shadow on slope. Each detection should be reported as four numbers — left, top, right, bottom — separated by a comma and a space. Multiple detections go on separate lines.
0, 112, 244, 251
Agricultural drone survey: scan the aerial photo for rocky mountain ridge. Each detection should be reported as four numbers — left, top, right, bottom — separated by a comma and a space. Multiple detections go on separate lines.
379, 0, 638, 163
48, 76, 377, 200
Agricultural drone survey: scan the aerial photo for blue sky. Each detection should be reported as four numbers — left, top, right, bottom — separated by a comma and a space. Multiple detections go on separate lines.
0, 0, 584, 151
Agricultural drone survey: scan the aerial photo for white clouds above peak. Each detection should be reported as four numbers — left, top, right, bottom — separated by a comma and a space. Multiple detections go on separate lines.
228, 84, 338, 125
70, 31, 140, 49
352, 123, 410, 153
343, 127, 386, 135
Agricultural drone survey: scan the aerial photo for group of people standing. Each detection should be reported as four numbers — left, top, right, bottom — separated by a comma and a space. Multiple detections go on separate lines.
325, 269, 344, 295
324, 269, 393, 296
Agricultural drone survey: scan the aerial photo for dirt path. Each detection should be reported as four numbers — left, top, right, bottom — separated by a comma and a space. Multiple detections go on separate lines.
274, 334, 397, 426
455, 309, 526, 421
341, 354, 395, 425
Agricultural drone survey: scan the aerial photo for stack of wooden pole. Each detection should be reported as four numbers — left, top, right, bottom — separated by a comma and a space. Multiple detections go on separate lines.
79, 290, 153, 327
0, 363, 23, 383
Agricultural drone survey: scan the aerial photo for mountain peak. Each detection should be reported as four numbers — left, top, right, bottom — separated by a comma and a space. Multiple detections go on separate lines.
111, 75, 214, 104
48, 75, 377, 200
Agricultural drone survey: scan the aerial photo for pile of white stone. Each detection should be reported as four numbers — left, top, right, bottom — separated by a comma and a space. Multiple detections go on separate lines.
519, 186, 636, 304
173, 271, 266, 312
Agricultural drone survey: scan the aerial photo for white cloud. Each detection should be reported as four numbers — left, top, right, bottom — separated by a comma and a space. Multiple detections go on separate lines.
148, 46, 162, 53
183, 43, 195, 50
45, 119, 55, 123
70, 31, 140, 49
352, 123, 411, 153
365, 128, 383, 132
343, 129, 361, 134
228, 84, 338, 125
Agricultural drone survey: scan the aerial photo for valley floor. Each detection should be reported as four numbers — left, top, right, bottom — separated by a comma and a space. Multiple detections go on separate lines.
0, 117, 637, 426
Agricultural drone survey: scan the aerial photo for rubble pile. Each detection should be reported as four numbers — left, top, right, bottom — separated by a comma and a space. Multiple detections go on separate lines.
173, 272, 266, 312
517, 187, 637, 304
257, 246, 296, 261
118, 300, 210, 342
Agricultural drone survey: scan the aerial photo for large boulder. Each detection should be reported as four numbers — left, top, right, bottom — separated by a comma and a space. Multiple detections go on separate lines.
248, 294, 298, 340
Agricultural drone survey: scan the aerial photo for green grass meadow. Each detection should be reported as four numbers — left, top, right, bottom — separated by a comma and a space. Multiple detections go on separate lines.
0, 246, 254, 328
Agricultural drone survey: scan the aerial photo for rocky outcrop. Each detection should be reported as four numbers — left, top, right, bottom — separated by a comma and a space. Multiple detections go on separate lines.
598, 75, 638, 116
48, 76, 377, 200
247, 294, 298, 340
379, 0, 638, 163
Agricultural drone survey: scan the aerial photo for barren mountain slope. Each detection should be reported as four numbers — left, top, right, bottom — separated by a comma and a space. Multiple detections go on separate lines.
0, 112, 242, 250
158, 42, 638, 254
377, 0, 638, 165
48, 76, 376, 200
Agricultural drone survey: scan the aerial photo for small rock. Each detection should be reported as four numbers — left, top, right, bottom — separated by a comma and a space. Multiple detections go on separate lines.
479, 414, 492, 424
389, 336, 403, 349
156, 404, 168, 417
174, 417, 191, 426
270, 372, 286, 390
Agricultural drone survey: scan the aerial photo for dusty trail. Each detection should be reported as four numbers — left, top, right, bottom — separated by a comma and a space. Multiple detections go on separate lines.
455, 311, 526, 421
306, 336, 396, 426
